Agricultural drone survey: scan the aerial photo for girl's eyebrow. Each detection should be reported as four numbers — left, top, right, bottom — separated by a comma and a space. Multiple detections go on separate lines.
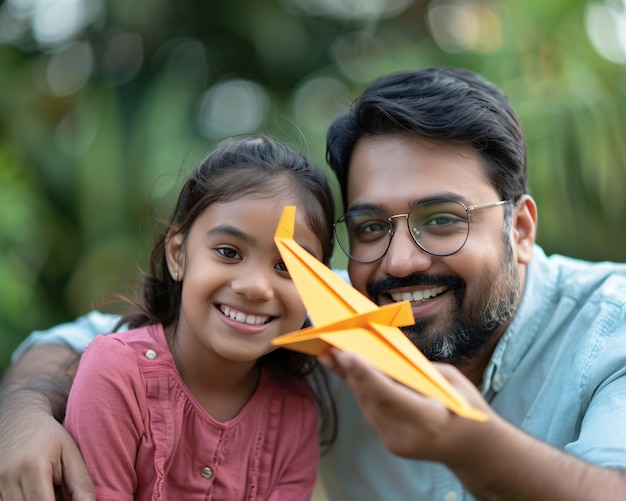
298, 243, 320, 260
207, 224, 252, 243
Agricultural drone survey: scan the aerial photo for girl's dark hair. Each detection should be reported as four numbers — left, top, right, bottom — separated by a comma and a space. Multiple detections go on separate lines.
118, 135, 337, 449
326, 67, 528, 207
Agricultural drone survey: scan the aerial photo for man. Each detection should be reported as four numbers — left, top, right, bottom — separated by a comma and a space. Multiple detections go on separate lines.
2, 67, 626, 500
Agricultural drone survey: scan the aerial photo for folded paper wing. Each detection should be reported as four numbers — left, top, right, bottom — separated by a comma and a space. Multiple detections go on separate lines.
272, 206, 488, 422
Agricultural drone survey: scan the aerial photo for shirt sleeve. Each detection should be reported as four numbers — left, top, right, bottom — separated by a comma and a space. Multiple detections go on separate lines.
11, 311, 123, 361
566, 366, 626, 468
564, 303, 626, 468
64, 334, 146, 501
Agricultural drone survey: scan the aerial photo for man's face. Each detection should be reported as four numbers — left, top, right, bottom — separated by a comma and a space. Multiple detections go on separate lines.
345, 134, 523, 364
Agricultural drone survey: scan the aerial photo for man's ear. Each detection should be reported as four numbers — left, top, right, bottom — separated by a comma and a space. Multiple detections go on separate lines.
165, 228, 185, 281
512, 195, 537, 265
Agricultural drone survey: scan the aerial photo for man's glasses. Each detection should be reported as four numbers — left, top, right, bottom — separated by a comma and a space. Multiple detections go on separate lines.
334, 200, 510, 263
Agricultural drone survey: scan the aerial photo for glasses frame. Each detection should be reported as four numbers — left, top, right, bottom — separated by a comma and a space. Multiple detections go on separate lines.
334, 200, 510, 263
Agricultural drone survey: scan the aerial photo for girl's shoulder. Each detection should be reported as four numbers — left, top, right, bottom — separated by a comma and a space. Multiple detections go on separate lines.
88, 323, 165, 347
83, 324, 171, 368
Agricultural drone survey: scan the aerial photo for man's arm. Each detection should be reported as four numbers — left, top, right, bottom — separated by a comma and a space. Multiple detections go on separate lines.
320, 349, 626, 500
0, 345, 95, 501
3, 343, 79, 420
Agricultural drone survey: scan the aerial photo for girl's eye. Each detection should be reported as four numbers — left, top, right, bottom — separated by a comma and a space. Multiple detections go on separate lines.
275, 260, 289, 274
216, 246, 241, 260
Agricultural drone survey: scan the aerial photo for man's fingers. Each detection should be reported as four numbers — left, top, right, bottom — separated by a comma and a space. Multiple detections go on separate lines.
323, 349, 416, 395
0, 461, 57, 501
332, 350, 387, 394
317, 349, 349, 380
20, 475, 57, 501
321, 349, 419, 408
56, 441, 95, 501
0, 482, 23, 501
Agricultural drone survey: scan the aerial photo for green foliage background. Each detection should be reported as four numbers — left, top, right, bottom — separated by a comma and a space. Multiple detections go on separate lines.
1, 0, 626, 374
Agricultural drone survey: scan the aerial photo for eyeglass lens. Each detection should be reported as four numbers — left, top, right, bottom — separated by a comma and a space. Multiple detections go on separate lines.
334, 200, 472, 263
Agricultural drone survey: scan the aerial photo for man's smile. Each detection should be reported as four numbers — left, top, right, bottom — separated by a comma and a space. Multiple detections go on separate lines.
390, 287, 447, 303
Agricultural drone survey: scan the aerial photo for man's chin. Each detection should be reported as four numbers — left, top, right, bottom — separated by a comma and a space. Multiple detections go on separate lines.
400, 324, 454, 360
400, 321, 493, 364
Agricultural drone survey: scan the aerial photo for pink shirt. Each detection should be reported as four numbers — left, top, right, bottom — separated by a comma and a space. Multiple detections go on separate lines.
64, 324, 319, 500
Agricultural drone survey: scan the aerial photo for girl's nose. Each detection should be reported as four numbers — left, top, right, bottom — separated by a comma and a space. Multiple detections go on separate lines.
230, 268, 274, 302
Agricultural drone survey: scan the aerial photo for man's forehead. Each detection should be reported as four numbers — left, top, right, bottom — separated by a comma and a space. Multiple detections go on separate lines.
345, 135, 495, 207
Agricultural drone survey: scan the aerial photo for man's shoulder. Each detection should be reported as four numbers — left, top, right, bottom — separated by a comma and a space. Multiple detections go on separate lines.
511, 248, 626, 357
537, 248, 626, 299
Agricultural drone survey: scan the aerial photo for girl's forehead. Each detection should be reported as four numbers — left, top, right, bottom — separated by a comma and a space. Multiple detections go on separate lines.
197, 193, 312, 233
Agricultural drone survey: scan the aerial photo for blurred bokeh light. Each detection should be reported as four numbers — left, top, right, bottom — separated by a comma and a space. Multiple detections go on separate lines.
1, 0, 625, 379
586, 0, 626, 63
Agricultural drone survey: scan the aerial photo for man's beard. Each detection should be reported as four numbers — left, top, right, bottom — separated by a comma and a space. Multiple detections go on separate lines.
366, 238, 520, 365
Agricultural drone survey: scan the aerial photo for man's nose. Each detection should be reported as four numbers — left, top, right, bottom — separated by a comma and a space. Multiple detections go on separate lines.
380, 224, 432, 277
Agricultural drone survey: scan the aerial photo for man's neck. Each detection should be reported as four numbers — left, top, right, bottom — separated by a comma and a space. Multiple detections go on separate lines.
456, 328, 506, 387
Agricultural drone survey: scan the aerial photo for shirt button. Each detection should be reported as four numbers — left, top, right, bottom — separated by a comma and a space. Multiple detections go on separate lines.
201, 467, 214, 479
444, 491, 458, 501
144, 349, 157, 360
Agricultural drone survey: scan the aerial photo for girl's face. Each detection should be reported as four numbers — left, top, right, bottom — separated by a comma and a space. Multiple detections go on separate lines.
166, 192, 323, 365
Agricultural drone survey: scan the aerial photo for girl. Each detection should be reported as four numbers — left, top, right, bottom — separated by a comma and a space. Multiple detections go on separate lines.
62, 136, 336, 500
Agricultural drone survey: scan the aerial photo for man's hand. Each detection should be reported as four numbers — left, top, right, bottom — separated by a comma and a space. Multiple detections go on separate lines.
319, 348, 626, 500
0, 394, 94, 500
318, 348, 495, 463
0, 345, 95, 500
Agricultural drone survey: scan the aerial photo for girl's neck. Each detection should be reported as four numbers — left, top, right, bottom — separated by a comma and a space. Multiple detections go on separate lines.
165, 326, 262, 422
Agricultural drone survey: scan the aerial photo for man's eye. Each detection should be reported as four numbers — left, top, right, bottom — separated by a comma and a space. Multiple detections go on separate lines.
217, 247, 241, 259
425, 215, 451, 226
423, 213, 464, 226
358, 221, 387, 233
353, 220, 389, 242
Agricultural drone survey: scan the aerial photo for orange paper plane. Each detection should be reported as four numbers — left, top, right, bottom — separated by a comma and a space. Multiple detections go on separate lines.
271, 206, 488, 421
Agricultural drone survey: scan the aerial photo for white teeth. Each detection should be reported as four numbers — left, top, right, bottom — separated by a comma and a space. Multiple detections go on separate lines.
222, 306, 269, 325
391, 287, 445, 303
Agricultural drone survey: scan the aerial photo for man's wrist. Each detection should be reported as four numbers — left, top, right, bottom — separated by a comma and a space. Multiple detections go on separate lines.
0, 385, 54, 416
1, 344, 80, 421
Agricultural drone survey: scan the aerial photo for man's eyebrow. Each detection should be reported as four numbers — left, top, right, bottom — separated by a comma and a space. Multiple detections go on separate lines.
346, 202, 384, 212
423, 192, 468, 204
347, 193, 468, 213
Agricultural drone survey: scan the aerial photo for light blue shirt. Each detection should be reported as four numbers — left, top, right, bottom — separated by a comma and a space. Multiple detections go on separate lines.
13, 247, 626, 500
320, 246, 626, 500
11, 310, 124, 362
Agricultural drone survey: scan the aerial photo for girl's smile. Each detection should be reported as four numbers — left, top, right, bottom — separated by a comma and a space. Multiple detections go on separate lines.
218, 303, 274, 327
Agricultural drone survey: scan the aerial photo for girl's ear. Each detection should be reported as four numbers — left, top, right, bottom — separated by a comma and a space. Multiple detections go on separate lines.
165, 228, 185, 281
512, 194, 537, 265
